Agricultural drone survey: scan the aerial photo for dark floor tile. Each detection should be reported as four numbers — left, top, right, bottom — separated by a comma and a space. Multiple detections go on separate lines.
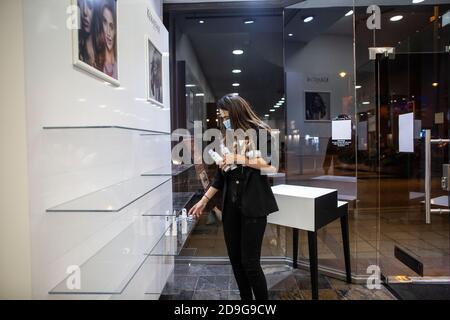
267, 274, 299, 291
293, 273, 331, 290
196, 275, 230, 291
269, 289, 304, 300
227, 290, 241, 300
162, 275, 198, 294
159, 290, 195, 300
192, 290, 228, 300
204, 264, 233, 275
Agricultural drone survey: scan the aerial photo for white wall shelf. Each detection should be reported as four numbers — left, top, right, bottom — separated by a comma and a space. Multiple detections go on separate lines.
147, 218, 197, 256
142, 192, 195, 216
49, 216, 170, 295
43, 125, 170, 135
141, 164, 194, 177
46, 176, 172, 213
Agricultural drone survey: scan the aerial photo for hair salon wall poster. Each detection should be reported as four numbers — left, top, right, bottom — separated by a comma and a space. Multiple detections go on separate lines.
145, 35, 164, 107
72, 0, 120, 86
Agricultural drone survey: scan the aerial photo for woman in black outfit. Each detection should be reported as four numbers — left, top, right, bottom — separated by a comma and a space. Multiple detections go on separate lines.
188, 94, 279, 300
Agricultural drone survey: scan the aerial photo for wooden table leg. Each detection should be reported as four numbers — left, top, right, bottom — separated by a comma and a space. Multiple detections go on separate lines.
307, 231, 318, 300
293, 228, 299, 269
340, 214, 352, 283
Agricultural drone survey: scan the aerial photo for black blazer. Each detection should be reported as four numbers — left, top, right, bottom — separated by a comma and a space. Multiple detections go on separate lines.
210, 128, 279, 218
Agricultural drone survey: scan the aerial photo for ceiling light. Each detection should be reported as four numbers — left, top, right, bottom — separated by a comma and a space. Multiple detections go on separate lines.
232, 69, 242, 74
233, 49, 244, 55
186, 84, 196, 88
345, 10, 354, 17
270, 109, 275, 113
339, 71, 347, 78
303, 16, 314, 23
355, 85, 362, 89
412, 0, 425, 3
231, 93, 239, 96
390, 15, 404, 22
199, 20, 205, 24
288, 33, 294, 37
362, 101, 370, 105
264, 114, 270, 117
432, 82, 439, 87
274, 105, 280, 109
244, 19, 254, 24
232, 83, 240, 87
281, 97, 285, 101
195, 93, 205, 97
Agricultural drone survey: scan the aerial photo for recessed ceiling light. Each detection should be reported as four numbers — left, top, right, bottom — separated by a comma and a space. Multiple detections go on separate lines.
270, 109, 276, 112
233, 49, 244, 55
390, 15, 404, 22
303, 16, 314, 23
339, 71, 347, 78
412, 0, 425, 3
274, 105, 280, 109
281, 97, 285, 101
232, 69, 242, 74
232, 83, 240, 87
355, 85, 362, 89
432, 82, 439, 87
186, 84, 196, 88
288, 33, 294, 37
345, 10, 354, 17
244, 19, 254, 24
195, 93, 205, 97
231, 93, 239, 96
362, 101, 370, 105
199, 20, 205, 24
265, 114, 270, 117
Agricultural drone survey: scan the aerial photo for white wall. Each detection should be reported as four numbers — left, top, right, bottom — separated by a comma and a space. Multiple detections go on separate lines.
0, 0, 32, 299
0, 0, 173, 299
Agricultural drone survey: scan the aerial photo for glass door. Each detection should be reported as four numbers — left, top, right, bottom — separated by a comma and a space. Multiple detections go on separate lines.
355, 1, 450, 284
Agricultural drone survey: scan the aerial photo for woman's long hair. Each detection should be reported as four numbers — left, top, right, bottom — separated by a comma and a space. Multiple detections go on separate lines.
217, 94, 271, 132
95, 0, 117, 72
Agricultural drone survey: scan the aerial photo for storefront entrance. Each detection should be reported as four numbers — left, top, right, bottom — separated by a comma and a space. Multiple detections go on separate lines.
357, 2, 450, 297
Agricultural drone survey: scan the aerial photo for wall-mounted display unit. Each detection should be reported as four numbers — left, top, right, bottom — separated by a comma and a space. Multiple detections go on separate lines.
72, 0, 119, 86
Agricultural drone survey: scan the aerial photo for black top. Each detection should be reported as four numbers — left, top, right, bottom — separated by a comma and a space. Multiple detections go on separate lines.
210, 127, 279, 218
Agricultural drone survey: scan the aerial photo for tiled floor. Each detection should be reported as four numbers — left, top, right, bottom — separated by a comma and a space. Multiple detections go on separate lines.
159, 262, 396, 300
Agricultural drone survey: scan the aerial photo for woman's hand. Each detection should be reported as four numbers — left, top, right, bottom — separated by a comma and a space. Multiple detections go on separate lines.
223, 153, 246, 166
188, 198, 208, 219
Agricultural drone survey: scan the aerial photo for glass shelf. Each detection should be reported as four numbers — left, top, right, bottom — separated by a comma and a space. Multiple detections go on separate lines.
49, 216, 170, 294
142, 192, 195, 216
141, 164, 194, 177
43, 125, 170, 135
147, 217, 197, 256
47, 176, 172, 212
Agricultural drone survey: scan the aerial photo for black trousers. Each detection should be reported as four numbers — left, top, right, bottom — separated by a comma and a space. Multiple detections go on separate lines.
222, 198, 268, 300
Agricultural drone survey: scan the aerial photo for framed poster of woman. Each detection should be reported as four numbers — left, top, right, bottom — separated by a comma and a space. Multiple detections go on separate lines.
304, 91, 331, 122
72, 0, 119, 86
146, 36, 164, 107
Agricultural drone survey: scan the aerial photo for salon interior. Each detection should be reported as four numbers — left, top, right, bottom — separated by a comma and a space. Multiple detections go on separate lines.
1, 0, 449, 300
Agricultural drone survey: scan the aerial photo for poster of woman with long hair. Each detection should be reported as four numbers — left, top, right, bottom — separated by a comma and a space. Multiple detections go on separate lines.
73, 0, 119, 85
146, 37, 163, 106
